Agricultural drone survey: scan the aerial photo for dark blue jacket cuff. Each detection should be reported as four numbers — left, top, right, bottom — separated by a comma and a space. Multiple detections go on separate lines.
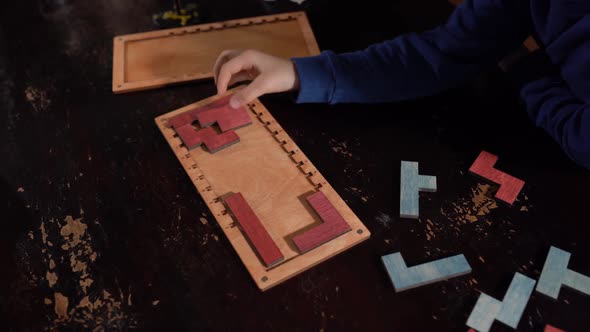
291, 52, 336, 104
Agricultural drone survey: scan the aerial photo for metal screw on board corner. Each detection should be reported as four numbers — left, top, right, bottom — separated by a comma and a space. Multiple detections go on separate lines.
261, 276, 268, 282
357, 229, 363, 234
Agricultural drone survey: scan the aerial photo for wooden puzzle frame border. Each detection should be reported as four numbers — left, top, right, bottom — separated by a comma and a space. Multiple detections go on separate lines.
113, 11, 320, 93
154, 90, 370, 291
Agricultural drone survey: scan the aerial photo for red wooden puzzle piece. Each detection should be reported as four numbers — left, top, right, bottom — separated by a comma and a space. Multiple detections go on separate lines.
176, 125, 239, 153
545, 325, 565, 332
168, 111, 197, 130
169, 95, 251, 153
292, 191, 352, 253
196, 103, 252, 132
468, 150, 525, 204
168, 95, 232, 129
224, 193, 284, 267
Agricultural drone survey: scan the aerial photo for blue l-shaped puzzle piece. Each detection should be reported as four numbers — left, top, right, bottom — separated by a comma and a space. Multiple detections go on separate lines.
381, 252, 471, 292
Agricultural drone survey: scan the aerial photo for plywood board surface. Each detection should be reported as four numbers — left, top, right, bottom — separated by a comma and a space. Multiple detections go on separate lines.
154, 89, 370, 291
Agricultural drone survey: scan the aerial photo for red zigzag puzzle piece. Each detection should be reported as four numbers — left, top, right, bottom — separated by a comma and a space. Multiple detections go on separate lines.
468, 150, 525, 205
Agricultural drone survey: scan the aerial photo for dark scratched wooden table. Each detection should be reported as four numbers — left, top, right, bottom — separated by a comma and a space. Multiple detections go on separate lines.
1, 0, 589, 331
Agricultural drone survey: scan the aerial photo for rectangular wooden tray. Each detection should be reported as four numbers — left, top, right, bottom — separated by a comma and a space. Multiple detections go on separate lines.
154, 89, 370, 291
113, 11, 320, 94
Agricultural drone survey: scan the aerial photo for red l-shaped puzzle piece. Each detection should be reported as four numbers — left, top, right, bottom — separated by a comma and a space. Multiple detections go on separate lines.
292, 191, 352, 253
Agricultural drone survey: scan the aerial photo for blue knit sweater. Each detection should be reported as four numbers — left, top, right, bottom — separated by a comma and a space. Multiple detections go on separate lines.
292, 0, 590, 169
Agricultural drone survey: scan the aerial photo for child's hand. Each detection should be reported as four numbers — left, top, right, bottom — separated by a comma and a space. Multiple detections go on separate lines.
213, 49, 300, 108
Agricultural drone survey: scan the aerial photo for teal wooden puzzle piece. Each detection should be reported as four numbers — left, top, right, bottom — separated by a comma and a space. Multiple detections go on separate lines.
467, 272, 535, 332
400, 161, 437, 219
381, 252, 471, 292
537, 246, 590, 299
466, 296, 502, 332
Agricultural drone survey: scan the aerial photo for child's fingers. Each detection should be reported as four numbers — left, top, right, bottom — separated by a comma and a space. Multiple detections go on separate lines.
229, 75, 269, 109
216, 55, 250, 95
213, 50, 231, 84
227, 70, 255, 87
213, 49, 239, 84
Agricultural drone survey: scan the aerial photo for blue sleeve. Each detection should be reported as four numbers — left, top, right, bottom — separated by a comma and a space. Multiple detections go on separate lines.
292, 0, 531, 104
520, 76, 590, 169
510, 11, 590, 169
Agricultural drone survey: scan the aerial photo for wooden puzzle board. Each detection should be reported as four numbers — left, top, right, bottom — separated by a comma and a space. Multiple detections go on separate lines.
154, 89, 370, 291
113, 11, 320, 93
